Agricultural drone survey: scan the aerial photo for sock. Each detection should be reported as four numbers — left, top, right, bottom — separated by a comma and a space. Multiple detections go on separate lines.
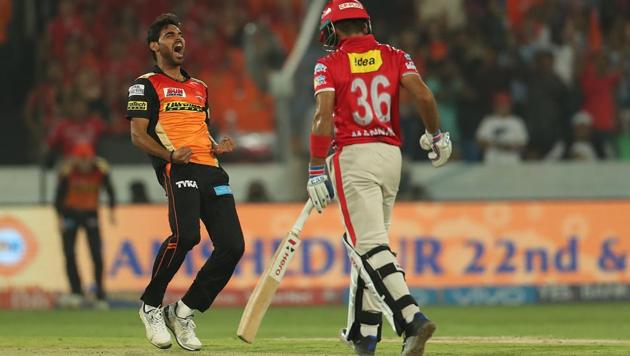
402, 305, 419, 324
143, 303, 158, 313
360, 324, 379, 338
176, 300, 194, 318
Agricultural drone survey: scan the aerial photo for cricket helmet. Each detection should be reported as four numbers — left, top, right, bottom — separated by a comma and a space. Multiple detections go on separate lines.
319, 0, 372, 50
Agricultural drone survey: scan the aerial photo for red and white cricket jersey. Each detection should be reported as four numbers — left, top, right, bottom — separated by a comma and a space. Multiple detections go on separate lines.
313, 34, 419, 149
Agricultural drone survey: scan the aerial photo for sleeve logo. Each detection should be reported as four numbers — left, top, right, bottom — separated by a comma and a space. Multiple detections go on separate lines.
163, 87, 186, 97
314, 63, 327, 74
127, 101, 148, 111
348, 50, 382, 73
314, 75, 327, 87
128, 84, 144, 97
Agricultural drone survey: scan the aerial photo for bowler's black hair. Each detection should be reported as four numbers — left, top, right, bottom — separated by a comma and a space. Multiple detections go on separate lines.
147, 13, 182, 60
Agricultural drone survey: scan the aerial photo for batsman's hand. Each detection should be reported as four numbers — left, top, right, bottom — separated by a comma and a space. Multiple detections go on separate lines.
307, 175, 334, 213
214, 136, 235, 154
171, 146, 192, 164
420, 130, 452, 167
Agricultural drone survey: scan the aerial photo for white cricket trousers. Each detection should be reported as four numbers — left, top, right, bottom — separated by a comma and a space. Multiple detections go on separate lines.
326, 141, 401, 254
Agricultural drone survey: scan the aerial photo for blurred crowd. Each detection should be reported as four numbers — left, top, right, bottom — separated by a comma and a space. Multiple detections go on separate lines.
388, 0, 630, 163
22, 0, 630, 165
24, 0, 301, 162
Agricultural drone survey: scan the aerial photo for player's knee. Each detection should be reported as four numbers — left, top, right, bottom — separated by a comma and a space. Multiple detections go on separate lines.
354, 236, 388, 256
216, 235, 245, 263
179, 230, 201, 250
226, 238, 245, 262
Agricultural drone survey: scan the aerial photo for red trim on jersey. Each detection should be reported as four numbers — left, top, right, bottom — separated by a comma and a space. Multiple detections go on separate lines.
333, 149, 357, 245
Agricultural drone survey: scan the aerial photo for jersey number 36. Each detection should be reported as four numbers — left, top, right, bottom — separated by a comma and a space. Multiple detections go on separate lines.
351, 75, 391, 126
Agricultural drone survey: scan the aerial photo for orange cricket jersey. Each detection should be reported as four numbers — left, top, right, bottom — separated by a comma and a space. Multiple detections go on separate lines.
126, 66, 218, 174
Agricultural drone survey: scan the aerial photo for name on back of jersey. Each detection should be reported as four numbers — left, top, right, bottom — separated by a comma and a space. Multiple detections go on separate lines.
348, 50, 383, 73
351, 127, 395, 138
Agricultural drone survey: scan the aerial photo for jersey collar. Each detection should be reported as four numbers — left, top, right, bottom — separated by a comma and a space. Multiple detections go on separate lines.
153, 65, 191, 82
339, 34, 378, 51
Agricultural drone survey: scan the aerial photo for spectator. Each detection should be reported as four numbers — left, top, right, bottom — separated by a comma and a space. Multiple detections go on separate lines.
243, 21, 285, 92
23, 62, 64, 160
425, 62, 461, 153
130, 180, 150, 204
476, 92, 528, 164
522, 50, 568, 158
246, 180, 270, 202
568, 111, 598, 161
580, 52, 621, 159
46, 96, 107, 157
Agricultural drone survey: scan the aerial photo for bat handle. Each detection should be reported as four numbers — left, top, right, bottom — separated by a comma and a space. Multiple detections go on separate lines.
290, 200, 314, 236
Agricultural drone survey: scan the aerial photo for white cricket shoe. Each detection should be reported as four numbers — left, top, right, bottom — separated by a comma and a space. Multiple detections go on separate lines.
57, 293, 84, 309
164, 303, 202, 351
139, 303, 172, 349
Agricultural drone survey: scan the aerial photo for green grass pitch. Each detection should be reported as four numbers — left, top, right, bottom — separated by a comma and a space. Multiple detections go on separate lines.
0, 303, 629, 355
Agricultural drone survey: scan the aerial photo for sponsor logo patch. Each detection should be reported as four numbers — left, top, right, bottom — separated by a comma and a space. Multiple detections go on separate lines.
348, 50, 382, 73
339, 2, 363, 10
128, 84, 144, 97
163, 101, 204, 112
127, 101, 148, 111
164, 87, 186, 97
314, 63, 327, 74
314, 75, 327, 87
175, 180, 198, 189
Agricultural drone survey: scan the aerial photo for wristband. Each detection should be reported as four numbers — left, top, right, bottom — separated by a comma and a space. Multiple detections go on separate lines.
427, 129, 442, 143
310, 134, 332, 159
169, 150, 174, 163
309, 164, 326, 178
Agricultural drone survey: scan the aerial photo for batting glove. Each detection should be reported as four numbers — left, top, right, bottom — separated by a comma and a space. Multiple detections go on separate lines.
307, 165, 334, 213
420, 130, 452, 167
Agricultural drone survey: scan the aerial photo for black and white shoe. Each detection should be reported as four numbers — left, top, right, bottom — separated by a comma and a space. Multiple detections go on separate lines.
340, 328, 378, 356
401, 313, 436, 356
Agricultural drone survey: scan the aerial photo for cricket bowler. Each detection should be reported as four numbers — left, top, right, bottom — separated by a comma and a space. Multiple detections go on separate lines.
306, 1, 452, 355
126, 13, 245, 351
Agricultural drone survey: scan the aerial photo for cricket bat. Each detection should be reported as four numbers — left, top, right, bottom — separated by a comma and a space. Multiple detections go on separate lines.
237, 200, 314, 343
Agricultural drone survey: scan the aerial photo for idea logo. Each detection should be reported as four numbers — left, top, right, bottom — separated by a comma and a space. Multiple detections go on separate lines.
0, 217, 38, 277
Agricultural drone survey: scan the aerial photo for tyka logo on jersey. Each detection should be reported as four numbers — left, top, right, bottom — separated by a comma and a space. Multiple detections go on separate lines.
175, 180, 198, 189
163, 87, 186, 97
348, 50, 382, 73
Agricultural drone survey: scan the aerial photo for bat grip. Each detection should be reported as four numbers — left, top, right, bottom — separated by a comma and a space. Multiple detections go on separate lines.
290, 200, 314, 236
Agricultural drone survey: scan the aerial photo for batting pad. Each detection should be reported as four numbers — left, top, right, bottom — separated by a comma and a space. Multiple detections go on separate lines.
342, 235, 419, 336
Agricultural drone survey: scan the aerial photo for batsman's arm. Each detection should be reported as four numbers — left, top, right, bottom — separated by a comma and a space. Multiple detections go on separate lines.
310, 91, 335, 166
401, 74, 440, 135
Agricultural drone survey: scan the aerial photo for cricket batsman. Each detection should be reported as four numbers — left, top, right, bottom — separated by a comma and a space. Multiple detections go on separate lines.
126, 13, 244, 351
306, 1, 452, 355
